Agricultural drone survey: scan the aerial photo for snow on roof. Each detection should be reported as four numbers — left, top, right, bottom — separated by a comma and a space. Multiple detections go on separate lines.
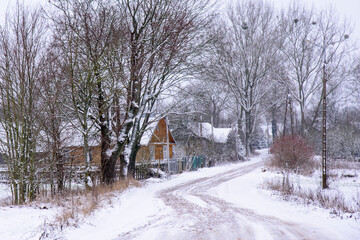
0, 121, 100, 153
61, 122, 99, 147
199, 122, 232, 143
140, 119, 159, 146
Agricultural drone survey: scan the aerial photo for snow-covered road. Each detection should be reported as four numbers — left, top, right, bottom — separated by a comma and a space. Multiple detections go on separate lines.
61, 149, 360, 240
115, 157, 329, 240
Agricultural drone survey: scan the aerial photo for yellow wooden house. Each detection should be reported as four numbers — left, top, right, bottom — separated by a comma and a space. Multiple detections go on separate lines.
62, 117, 176, 166
136, 118, 176, 163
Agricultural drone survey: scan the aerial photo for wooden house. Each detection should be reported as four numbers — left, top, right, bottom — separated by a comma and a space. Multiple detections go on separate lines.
63, 145, 102, 167
61, 117, 176, 166
136, 118, 176, 163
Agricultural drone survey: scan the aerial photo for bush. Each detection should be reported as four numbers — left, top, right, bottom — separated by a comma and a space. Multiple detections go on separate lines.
270, 135, 314, 173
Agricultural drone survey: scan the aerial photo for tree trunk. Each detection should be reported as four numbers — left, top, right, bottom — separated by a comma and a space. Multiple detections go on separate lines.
119, 154, 126, 179
98, 77, 116, 184
56, 151, 64, 192
245, 110, 252, 156
283, 94, 288, 137
83, 132, 92, 189
100, 124, 116, 184
271, 107, 277, 143
127, 142, 140, 178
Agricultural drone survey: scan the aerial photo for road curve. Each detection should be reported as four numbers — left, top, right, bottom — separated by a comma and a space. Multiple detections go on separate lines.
116, 160, 331, 240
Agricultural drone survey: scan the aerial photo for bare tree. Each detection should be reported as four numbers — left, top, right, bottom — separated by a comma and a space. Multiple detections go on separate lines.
0, 3, 46, 203
104, 0, 214, 179
203, 0, 280, 156
278, 3, 355, 133
49, 0, 122, 185
180, 80, 231, 128
37, 46, 69, 194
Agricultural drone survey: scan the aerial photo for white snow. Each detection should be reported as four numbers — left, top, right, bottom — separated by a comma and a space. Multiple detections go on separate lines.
199, 122, 232, 143
61, 121, 99, 147
0, 183, 11, 201
139, 119, 159, 146
0, 205, 58, 240
0, 149, 359, 239
208, 166, 360, 240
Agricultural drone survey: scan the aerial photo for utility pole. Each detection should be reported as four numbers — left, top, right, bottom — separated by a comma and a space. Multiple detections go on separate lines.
293, 19, 349, 190
322, 62, 327, 189
166, 117, 170, 174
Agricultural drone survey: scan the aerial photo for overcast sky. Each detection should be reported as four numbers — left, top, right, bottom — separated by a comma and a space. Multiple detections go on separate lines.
269, 0, 360, 41
0, 0, 359, 40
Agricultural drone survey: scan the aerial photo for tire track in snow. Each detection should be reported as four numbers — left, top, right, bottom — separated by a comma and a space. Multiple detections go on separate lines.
116, 160, 331, 240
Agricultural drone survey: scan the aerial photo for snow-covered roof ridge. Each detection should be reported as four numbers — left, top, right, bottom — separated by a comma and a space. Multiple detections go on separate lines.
140, 118, 159, 146
61, 121, 99, 147
199, 122, 232, 143
140, 116, 176, 146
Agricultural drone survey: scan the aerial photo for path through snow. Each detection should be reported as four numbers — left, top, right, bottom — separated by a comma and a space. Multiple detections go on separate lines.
116, 157, 330, 239
62, 149, 360, 240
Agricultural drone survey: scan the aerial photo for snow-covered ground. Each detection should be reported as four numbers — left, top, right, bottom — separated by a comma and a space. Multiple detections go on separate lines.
0, 182, 11, 200
0, 149, 359, 239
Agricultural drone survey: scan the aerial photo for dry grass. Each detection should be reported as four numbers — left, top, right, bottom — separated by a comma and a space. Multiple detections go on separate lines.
264, 176, 360, 215
330, 159, 360, 170
266, 156, 320, 176
36, 178, 139, 238
0, 196, 12, 206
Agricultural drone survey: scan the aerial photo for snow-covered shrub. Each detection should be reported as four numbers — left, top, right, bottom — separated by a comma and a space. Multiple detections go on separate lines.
225, 129, 245, 161
270, 135, 315, 174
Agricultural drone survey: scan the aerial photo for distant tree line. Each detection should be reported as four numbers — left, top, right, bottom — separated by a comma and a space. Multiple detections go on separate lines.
170, 0, 359, 161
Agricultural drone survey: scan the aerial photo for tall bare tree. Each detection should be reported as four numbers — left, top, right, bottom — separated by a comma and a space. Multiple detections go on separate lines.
105, 0, 214, 179
278, 3, 355, 133
37, 46, 69, 194
203, 0, 280, 156
49, 0, 122, 185
0, 3, 46, 203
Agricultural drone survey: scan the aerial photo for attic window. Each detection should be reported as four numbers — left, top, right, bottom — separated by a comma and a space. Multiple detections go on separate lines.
156, 124, 159, 132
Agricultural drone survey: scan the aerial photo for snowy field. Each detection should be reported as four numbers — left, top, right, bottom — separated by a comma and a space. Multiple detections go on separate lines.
0, 149, 359, 239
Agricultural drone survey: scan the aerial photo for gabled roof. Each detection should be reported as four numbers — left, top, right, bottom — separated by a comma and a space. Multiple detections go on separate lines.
199, 122, 232, 143
140, 119, 159, 145
140, 117, 176, 146
61, 122, 99, 148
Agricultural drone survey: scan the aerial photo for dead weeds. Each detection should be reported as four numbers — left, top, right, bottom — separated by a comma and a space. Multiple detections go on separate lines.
264, 176, 360, 215
35, 178, 140, 238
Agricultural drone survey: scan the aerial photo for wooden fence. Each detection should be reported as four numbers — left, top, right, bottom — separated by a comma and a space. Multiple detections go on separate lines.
0, 157, 207, 183
134, 156, 206, 180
